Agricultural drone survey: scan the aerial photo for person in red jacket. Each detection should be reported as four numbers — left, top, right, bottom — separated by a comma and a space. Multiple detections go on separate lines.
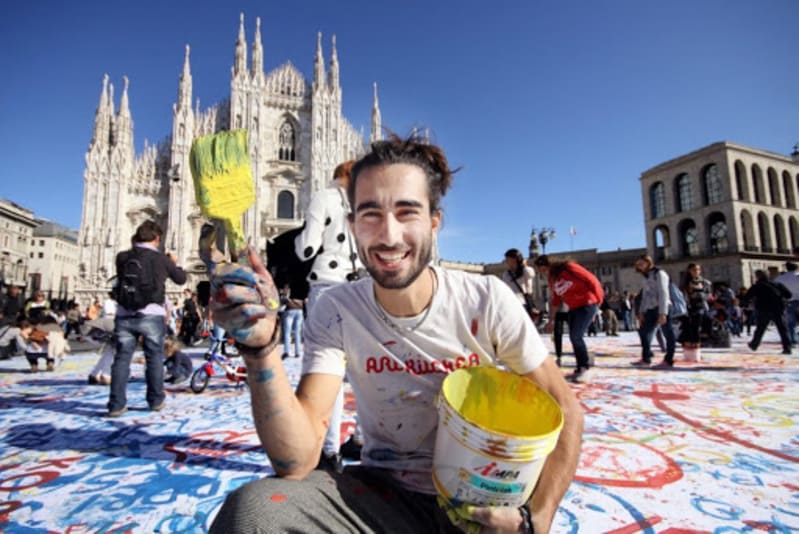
534, 255, 604, 383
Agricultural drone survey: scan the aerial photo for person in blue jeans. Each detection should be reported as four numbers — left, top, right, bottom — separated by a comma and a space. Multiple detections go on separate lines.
534, 254, 604, 383
279, 284, 305, 360
108, 220, 187, 417
632, 254, 675, 369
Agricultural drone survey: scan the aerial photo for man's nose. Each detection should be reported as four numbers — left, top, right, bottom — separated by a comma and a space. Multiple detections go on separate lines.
379, 213, 402, 244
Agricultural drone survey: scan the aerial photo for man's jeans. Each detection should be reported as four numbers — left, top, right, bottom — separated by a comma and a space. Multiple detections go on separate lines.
638, 308, 676, 364
108, 314, 166, 412
786, 300, 799, 345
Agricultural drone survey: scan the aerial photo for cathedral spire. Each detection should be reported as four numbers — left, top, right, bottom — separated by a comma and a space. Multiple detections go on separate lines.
370, 82, 382, 143
234, 12, 247, 76
328, 34, 339, 92
178, 44, 193, 108
108, 82, 115, 117
119, 75, 130, 119
251, 16, 264, 82
313, 32, 326, 91
92, 74, 111, 146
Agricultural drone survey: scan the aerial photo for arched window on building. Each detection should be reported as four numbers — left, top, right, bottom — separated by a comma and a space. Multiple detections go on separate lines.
789, 216, 799, 251
707, 213, 728, 255
278, 121, 297, 161
678, 219, 700, 258
277, 190, 294, 219
734, 160, 748, 201
702, 164, 723, 205
774, 214, 788, 254
740, 210, 756, 252
653, 225, 670, 261
757, 212, 772, 253
674, 173, 693, 212
650, 182, 666, 219
767, 167, 782, 207
783, 170, 796, 209
752, 164, 765, 204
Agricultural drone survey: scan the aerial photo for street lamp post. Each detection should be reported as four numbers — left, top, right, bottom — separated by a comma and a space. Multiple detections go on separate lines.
530, 227, 556, 256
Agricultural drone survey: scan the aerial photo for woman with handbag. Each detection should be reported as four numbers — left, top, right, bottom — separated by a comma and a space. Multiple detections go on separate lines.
501, 248, 539, 323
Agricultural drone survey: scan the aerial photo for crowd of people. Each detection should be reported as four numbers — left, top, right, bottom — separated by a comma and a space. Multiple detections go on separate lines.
3, 132, 798, 533
501, 250, 799, 378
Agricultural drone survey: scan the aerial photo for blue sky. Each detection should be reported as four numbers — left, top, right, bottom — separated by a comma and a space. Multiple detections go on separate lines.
1, 1, 797, 264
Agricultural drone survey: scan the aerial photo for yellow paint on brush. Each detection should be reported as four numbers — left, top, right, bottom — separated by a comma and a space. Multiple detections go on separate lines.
189, 130, 255, 256
441, 366, 563, 438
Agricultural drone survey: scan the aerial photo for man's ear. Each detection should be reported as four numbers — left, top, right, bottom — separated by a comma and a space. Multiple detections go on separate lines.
431, 209, 442, 231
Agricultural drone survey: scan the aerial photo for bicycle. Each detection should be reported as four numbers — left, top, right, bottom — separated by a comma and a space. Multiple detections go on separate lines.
190, 347, 247, 393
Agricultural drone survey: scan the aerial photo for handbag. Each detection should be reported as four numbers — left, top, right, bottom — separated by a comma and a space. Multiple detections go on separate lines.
510, 274, 536, 317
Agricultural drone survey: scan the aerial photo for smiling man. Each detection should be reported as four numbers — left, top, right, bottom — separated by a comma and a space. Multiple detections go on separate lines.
209, 134, 583, 533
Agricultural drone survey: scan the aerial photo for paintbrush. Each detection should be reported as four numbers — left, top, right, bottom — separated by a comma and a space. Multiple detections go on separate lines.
189, 129, 255, 262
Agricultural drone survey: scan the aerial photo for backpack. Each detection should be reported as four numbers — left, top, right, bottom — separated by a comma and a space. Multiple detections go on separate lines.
668, 281, 688, 317
115, 248, 157, 311
266, 224, 314, 300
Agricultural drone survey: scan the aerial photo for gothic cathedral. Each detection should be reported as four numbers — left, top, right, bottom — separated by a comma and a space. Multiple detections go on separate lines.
76, 14, 383, 302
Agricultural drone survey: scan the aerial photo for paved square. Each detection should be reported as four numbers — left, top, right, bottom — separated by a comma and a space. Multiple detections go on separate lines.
0, 330, 797, 532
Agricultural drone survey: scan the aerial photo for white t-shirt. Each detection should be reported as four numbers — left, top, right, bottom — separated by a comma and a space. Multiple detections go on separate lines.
102, 298, 117, 317
302, 265, 549, 494
502, 265, 536, 305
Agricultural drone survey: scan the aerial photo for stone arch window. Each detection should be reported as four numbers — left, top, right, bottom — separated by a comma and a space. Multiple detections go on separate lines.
789, 216, 799, 251
277, 190, 294, 219
751, 164, 765, 204
678, 219, 700, 258
767, 167, 782, 207
702, 164, 723, 205
782, 170, 795, 209
740, 210, 755, 252
734, 160, 748, 201
278, 121, 297, 161
774, 214, 788, 254
707, 212, 728, 255
757, 212, 772, 253
653, 225, 670, 261
650, 182, 666, 219
674, 173, 693, 212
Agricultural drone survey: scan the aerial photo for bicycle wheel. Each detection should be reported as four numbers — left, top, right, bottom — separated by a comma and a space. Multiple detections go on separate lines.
190, 367, 210, 393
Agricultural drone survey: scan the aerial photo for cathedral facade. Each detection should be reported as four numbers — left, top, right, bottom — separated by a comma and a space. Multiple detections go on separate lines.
76, 13, 383, 303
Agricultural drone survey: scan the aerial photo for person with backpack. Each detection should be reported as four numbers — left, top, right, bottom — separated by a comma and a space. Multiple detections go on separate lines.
294, 160, 365, 470
632, 254, 677, 369
107, 220, 187, 417
745, 269, 792, 354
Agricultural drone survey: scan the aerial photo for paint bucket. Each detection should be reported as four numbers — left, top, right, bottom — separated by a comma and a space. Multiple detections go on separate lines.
432, 366, 563, 507
683, 346, 701, 362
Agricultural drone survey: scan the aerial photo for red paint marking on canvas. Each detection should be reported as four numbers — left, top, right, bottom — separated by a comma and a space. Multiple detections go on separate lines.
637, 385, 799, 463
604, 515, 662, 534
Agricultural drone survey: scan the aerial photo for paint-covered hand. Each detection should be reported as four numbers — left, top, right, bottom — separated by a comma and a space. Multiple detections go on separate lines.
438, 496, 533, 533
209, 246, 281, 352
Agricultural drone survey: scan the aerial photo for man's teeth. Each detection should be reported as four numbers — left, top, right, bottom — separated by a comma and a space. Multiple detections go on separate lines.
378, 252, 405, 262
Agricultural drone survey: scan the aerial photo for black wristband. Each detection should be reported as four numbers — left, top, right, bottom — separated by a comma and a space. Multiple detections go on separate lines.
518, 505, 534, 534
234, 323, 281, 360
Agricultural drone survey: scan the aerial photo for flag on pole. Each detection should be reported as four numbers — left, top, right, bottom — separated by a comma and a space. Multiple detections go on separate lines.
569, 226, 577, 236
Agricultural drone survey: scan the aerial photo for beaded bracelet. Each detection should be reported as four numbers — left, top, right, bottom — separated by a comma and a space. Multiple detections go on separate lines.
518, 505, 534, 533
234, 323, 282, 360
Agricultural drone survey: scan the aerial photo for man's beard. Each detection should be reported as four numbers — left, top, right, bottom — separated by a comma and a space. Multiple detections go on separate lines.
361, 238, 433, 290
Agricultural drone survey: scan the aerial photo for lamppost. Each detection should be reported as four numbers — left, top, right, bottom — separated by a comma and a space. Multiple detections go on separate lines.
529, 227, 556, 317
530, 227, 556, 256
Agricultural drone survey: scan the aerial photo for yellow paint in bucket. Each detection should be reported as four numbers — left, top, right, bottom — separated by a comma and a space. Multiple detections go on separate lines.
432, 366, 563, 507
